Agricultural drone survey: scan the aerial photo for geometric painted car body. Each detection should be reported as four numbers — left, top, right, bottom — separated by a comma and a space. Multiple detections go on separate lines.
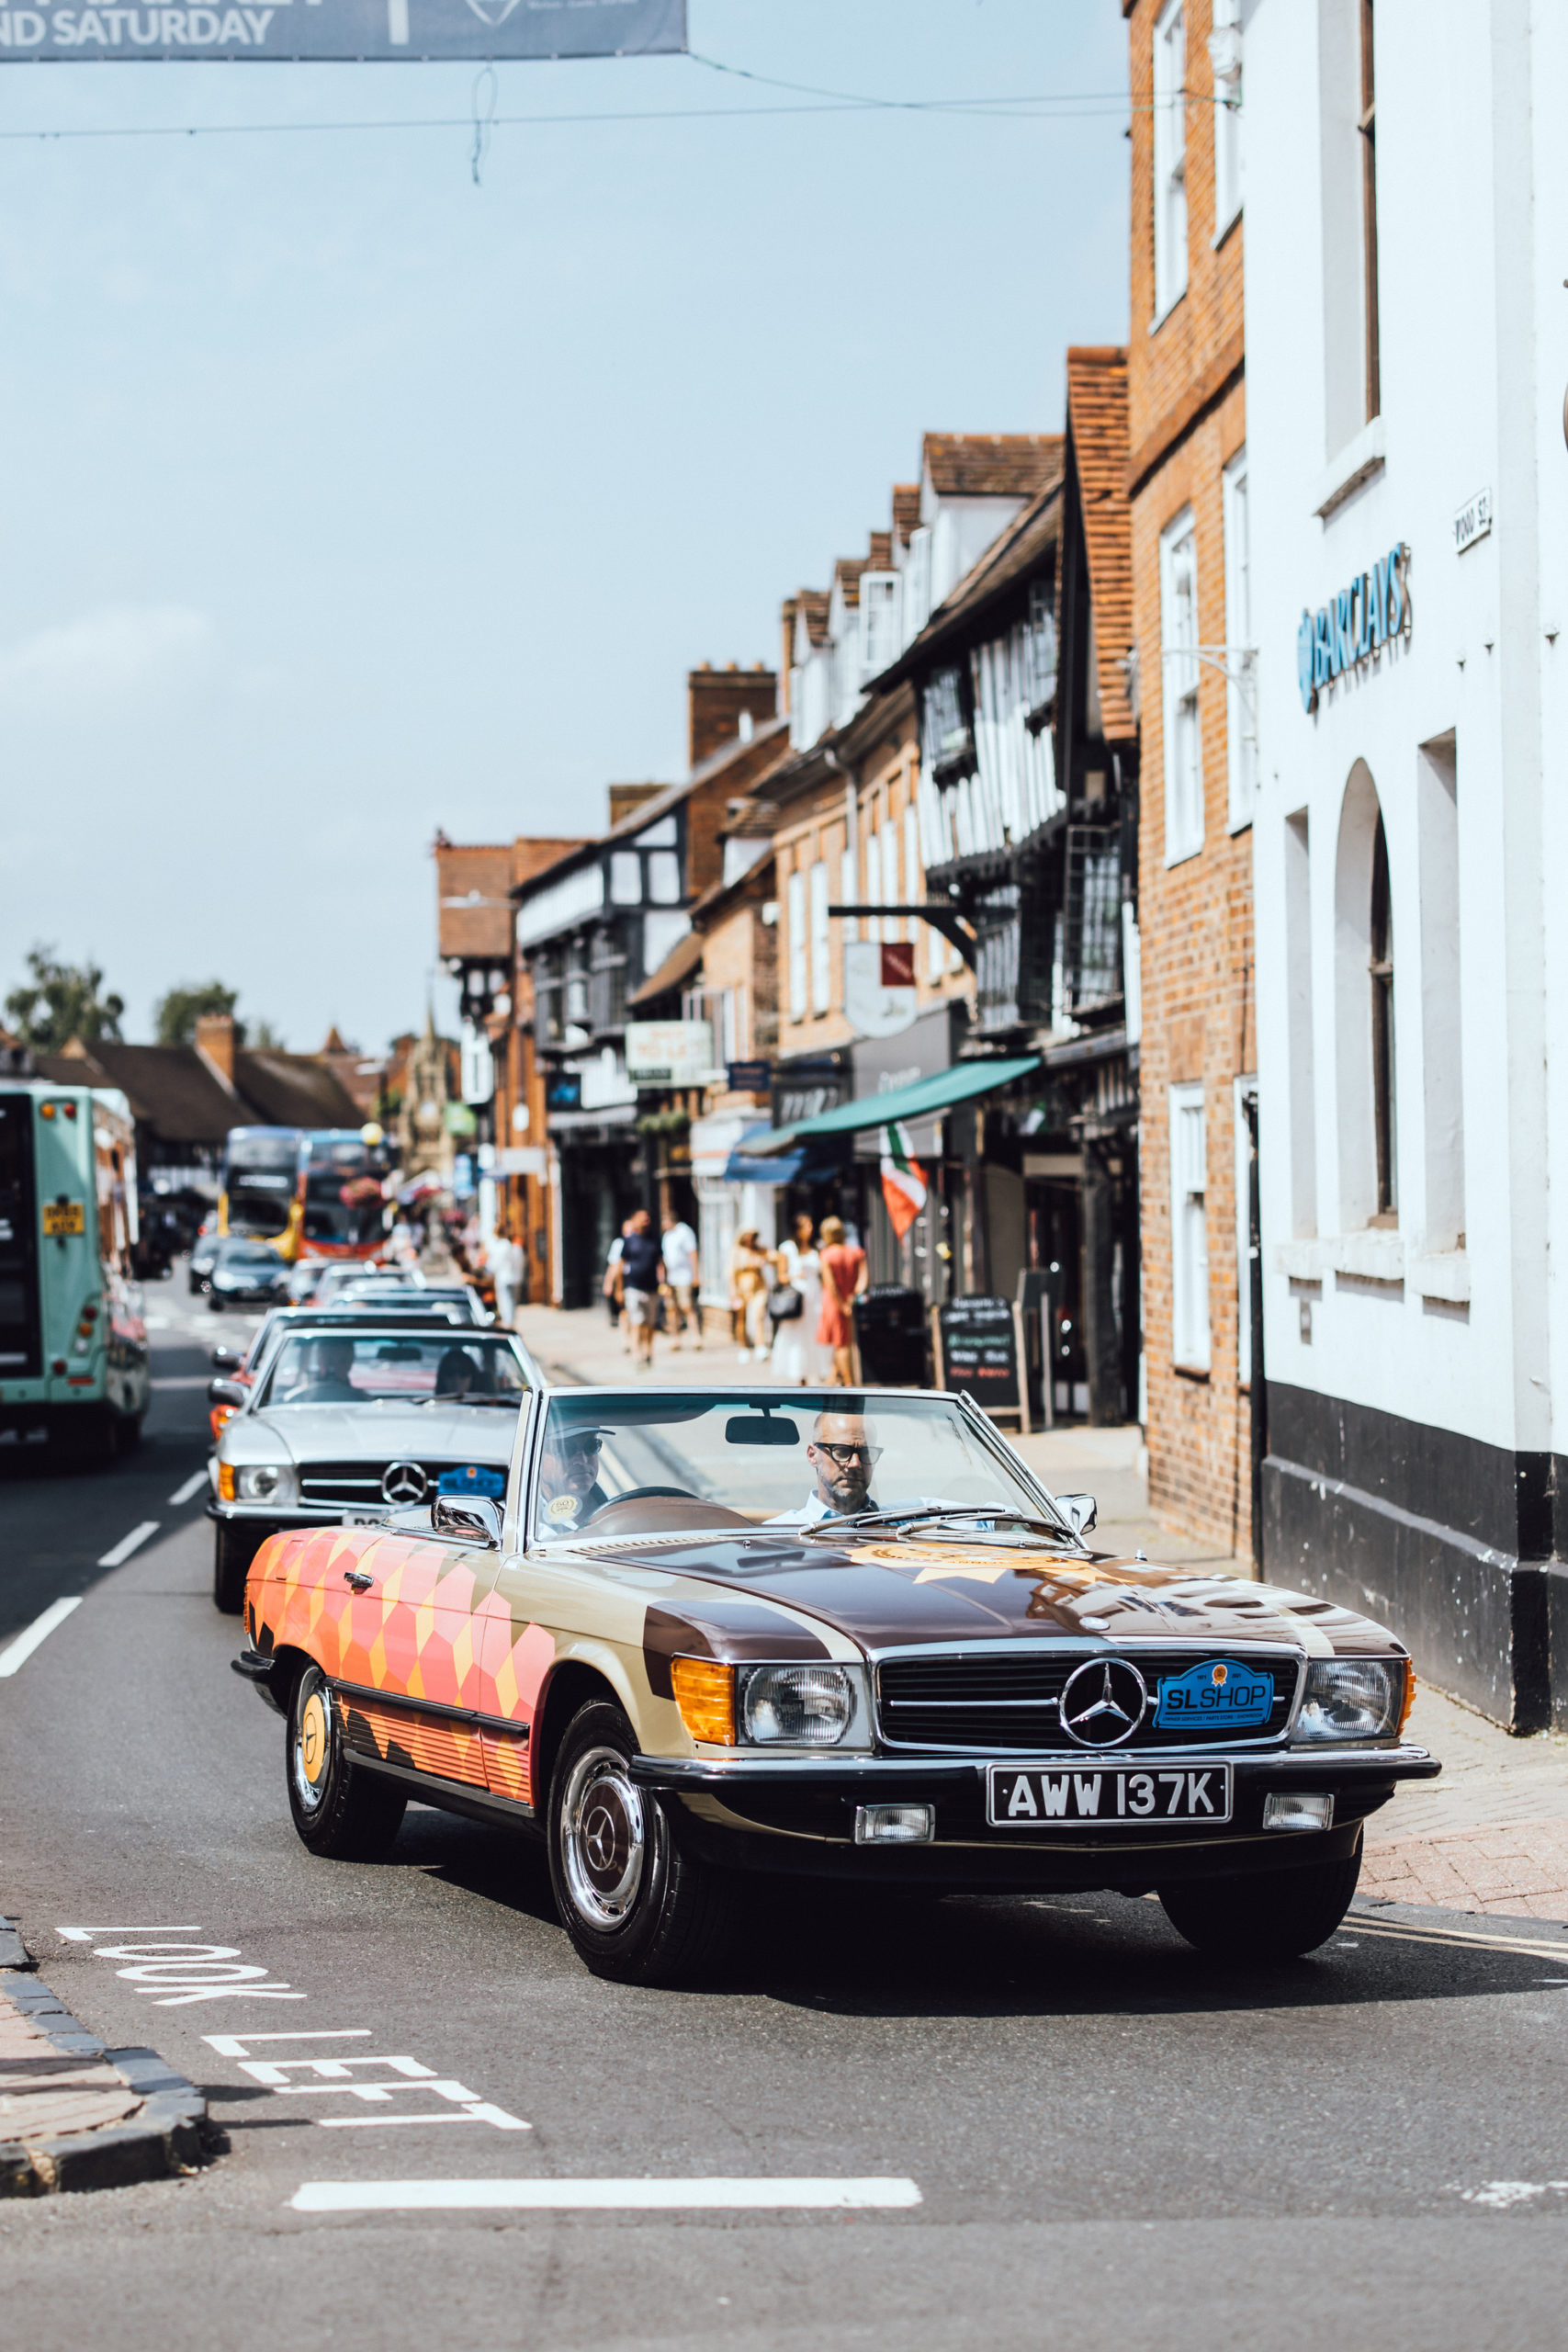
237, 1384, 1440, 1975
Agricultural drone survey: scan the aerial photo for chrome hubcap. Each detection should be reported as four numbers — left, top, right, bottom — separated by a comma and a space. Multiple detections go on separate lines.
561, 1746, 646, 1930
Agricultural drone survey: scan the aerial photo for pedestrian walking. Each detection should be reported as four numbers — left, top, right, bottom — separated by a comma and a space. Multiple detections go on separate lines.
491, 1229, 523, 1327
728, 1227, 773, 1361
660, 1212, 701, 1348
770, 1213, 829, 1385
620, 1208, 663, 1370
603, 1222, 629, 1345
816, 1216, 867, 1386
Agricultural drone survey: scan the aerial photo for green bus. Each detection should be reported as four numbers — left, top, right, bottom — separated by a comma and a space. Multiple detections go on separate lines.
0, 1080, 152, 1461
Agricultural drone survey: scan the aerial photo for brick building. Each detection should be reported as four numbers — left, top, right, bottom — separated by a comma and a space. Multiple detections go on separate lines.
1124, 0, 1257, 1549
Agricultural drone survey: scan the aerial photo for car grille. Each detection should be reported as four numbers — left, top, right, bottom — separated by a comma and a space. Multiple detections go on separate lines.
875, 1650, 1299, 1752
298, 1458, 469, 1506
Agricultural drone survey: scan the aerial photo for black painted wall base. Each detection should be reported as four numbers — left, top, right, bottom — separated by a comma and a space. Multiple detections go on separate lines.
1262, 1382, 1564, 1735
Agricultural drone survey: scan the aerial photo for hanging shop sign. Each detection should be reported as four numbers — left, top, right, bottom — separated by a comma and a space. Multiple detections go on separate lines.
1296, 542, 1409, 713
0, 0, 684, 62
626, 1019, 714, 1089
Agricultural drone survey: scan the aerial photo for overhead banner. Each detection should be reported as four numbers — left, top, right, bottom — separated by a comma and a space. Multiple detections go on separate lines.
0, 0, 684, 61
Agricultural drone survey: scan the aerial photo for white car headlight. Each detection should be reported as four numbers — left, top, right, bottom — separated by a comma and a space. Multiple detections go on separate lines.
739, 1663, 865, 1747
1294, 1657, 1403, 1742
236, 1464, 296, 1504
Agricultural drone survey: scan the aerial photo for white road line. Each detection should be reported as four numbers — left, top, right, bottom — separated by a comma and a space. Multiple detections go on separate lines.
97, 1521, 159, 1568
152, 1377, 210, 1392
0, 1596, 84, 1678
291, 2177, 923, 2213
168, 1472, 209, 1506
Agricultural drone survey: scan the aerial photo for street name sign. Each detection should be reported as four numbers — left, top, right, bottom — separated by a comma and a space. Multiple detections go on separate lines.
0, 0, 684, 60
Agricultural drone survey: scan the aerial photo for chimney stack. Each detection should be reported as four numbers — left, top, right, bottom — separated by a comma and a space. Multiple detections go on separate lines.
195, 1012, 237, 1087
687, 663, 777, 772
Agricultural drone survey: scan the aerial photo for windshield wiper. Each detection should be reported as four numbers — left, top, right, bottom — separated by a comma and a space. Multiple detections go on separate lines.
807, 1503, 1076, 1541
412, 1394, 520, 1408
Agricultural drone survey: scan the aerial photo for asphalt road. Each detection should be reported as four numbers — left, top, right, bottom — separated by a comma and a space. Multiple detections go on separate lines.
2, 1284, 1567, 2349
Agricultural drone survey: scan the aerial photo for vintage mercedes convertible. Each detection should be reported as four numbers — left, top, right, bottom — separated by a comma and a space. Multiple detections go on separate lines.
233, 1385, 1439, 1984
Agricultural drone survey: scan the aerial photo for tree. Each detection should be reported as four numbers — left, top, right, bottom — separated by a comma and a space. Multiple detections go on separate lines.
5, 944, 124, 1053
153, 981, 244, 1049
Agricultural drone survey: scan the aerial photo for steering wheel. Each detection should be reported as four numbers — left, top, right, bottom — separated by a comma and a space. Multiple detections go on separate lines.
586, 1485, 696, 1511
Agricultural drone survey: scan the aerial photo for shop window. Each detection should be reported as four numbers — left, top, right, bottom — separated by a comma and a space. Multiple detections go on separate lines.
1160, 510, 1203, 864
1152, 0, 1189, 322
904, 805, 921, 958
1169, 1082, 1211, 1372
786, 868, 807, 1024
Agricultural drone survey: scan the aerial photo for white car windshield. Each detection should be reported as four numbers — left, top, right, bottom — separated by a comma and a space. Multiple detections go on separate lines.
532, 1390, 1056, 1544
261, 1332, 528, 1408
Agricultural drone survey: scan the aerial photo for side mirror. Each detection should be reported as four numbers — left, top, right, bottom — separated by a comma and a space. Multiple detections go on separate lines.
1055, 1491, 1098, 1540
210, 1346, 241, 1373
432, 1494, 502, 1547
209, 1377, 247, 1409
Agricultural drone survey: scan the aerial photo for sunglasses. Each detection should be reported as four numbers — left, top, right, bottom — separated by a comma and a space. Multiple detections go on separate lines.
813, 1442, 882, 1467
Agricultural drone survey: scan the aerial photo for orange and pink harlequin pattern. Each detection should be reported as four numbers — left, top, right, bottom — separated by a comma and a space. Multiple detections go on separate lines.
250, 1527, 556, 1807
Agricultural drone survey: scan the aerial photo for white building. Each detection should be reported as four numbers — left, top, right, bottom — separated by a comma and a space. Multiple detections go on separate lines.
1245, 0, 1568, 1727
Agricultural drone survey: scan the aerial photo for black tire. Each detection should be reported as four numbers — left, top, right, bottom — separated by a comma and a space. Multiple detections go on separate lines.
209, 1295, 224, 1314
1157, 1841, 1362, 1960
547, 1700, 743, 1986
213, 1519, 266, 1614
286, 1661, 407, 1860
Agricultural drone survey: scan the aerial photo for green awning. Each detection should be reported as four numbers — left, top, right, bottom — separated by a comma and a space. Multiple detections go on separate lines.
752, 1053, 1042, 1156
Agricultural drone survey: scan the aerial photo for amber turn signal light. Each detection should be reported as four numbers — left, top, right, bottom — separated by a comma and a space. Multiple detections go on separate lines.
218, 1463, 237, 1501
671, 1656, 735, 1746
1398, 1663, 1416, 1735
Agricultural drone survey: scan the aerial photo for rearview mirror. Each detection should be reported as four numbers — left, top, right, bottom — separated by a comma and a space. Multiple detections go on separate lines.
1055, 1491, 1098, 1540
209, 1346, 241, 1373
209, 1377, 247, 1409
433, 1494, 502, 1547
724, 1414, 799, 1446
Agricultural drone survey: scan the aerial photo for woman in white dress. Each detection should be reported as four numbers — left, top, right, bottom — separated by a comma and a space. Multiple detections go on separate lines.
771, 1214, 827, 1385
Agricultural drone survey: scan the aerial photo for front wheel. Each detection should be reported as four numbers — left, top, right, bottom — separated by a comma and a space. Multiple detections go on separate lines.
1157, 1841, 1362, 1960
287, 1663, 407, 1860
547, 1700, 742, 1986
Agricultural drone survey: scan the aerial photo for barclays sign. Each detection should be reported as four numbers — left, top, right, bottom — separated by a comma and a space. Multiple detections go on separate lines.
1297, 543, 1409, 713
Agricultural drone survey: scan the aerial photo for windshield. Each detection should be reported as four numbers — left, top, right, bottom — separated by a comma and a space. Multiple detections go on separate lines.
220, 1242, 283, 1266
531, 1390, 1052, 1545
260, 1332, 528, 1408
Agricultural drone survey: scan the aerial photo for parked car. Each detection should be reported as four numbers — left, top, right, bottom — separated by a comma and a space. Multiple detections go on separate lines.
188, 1230, 225, 1295
205, 1238, 290, 1312
232, 1385, 1440, 1987
333, 1277, 489, 1324
209, 1322, 538, 1609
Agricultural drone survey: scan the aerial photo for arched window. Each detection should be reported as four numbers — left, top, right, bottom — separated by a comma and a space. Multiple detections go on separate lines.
1369, 808, 1396, 1218
1333, 760, 1396, 1231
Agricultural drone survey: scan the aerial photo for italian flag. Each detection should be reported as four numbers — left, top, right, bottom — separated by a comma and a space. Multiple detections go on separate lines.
881, 1122, 928, 1239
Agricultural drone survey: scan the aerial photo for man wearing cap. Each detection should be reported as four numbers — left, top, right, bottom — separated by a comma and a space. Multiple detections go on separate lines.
536, 1421, 611, 1534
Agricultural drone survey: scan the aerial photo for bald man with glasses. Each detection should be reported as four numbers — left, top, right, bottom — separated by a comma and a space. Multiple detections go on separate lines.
768, 1408, 884, 1525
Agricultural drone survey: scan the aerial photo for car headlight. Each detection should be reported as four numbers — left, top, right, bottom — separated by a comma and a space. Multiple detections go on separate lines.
1294, 1657, 1404, 1742
740, 1663, 864, 1747
236, 1464, 296, 1504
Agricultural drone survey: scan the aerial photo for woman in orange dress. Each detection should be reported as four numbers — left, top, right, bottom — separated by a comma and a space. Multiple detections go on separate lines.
815, 1216, 867, 1386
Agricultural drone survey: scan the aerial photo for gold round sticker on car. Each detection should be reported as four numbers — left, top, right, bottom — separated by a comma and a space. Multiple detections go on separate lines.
299, 1691, 329, 1784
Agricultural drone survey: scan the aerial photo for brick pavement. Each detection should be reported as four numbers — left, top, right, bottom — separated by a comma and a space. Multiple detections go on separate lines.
512, 1306, 1568, 1922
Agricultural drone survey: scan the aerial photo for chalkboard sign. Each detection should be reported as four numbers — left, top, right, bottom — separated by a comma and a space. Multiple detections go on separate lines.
932, 1295, 1032, 1430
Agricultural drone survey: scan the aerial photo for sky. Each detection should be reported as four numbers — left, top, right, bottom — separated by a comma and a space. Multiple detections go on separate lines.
0, 0, 1131, 1056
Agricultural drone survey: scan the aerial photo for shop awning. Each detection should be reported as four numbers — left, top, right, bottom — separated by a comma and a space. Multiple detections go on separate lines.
748, 1053, 1042, 1156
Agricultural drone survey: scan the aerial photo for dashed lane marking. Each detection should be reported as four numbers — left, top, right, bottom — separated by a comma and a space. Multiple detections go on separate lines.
168, 1472, 209, 1506
97, 1521, 159, 1568
0, 1596, 83, 1678
291, 2178, 924, 2212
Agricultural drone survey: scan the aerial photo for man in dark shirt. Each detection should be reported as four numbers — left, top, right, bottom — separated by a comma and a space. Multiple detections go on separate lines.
619, 1209, 663, 1369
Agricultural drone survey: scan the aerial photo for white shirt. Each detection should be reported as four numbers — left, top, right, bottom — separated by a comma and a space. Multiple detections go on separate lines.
661, 1222, 698, 1284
